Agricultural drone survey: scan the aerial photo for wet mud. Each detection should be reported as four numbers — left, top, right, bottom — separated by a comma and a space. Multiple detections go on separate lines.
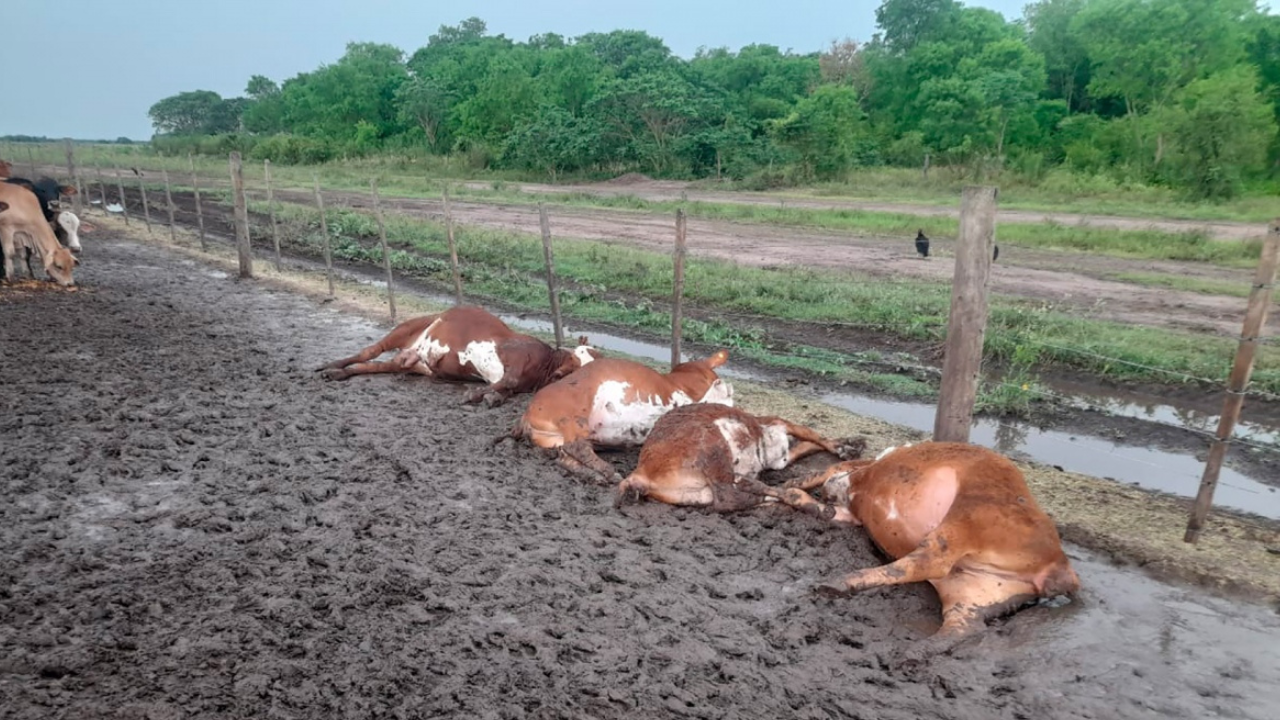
3, 234, 1278, 719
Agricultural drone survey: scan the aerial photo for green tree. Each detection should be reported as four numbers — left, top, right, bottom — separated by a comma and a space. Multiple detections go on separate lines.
1024, 0, 1092, 112
769, 84, 869, 179
1167, 66, 1277, 198
588, 70, 707, 172
502, 105, 603, 179
395, 76, 449, 150
148, 90, 227, 135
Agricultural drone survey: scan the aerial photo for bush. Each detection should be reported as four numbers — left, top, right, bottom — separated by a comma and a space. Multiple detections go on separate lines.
248, 135, 335, 165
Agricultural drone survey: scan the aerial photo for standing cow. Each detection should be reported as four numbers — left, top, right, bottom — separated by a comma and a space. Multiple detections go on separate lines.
615, 403, 865, 511
498, 351, 734, 483
0, 182, 77, 286
778, 442, 1079, 650
317, 306, 601, 406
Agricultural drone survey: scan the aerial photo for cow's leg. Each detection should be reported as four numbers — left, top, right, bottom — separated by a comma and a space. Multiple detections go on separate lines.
463, 376, 519, 407
555, 440, 621, 485
709, 478, 783, 513
316, 314, 439, 373
776, 487, 857, 523
321, 360, 433, 381
785, 459, 873, 491
814, 534, 964, 598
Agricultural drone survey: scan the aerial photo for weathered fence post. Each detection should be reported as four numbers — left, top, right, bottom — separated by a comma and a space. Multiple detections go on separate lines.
442, 187, 464, 305
1184, 222, 1280, 543
672, 209, 688, 370
229, 151, 253, 278
538, 203, 565, 348
26, 144, 36, 177
922, 153, 931, 179
933, 186, 998, 443
135, 170, 153, 235
113, 166, 130, 226
188, 154, 206, 250
370, 178, 397, 322
161, 169, 177, 242
313, 175, 334, 297
264, 159, 282, 272
64, 139, 83, 215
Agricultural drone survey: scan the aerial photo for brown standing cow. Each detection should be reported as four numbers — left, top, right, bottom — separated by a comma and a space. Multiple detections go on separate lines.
317, 306, 601, 406
499, 351, 734, 483
615, 403, 865, 511
779, 442, 1079, 650
0, 182, 77, 287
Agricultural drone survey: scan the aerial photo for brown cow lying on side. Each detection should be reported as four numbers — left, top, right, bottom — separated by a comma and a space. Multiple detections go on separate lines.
779, 442, 1079, 646
499, 351, 734, 483
615, 403, 865, 511
317, 306, 601, 406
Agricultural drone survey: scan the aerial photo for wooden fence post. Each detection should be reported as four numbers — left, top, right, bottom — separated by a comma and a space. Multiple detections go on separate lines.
443, 187, 464, 305
189, 154, 206, 250
135, 171, 153, 234
26, 144, 36, 177
64, 139, 83, 215
264, 159, 282, 272
113, 166, 130, 226
672, 209, 688, 370
1184, 223, 1280, 543
161, 169, 177, 242
370, 178, 397, 322
94, 164, 107, 212
314, 175, 334, 297
933, 186, 998, 443
538, 203, 565, 348
229, 151, 253, 278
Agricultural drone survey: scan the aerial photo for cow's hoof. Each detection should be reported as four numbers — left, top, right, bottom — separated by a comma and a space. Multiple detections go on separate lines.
813, 581, 852, 599
834, 437, 868, 461
319, 369, 348, 381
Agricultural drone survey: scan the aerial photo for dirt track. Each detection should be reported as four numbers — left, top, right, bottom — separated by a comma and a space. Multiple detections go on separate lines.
263, 185, 1276, 339
3, 232, 1279, 718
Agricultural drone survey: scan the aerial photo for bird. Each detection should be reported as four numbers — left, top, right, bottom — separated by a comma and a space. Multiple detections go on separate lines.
993, 244, 1000, 262
914, 229, 930, 258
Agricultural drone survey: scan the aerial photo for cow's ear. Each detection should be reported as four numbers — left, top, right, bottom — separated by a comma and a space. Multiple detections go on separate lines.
707, 349, 729, 368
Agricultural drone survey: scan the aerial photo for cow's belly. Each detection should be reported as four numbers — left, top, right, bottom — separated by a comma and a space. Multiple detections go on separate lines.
588, 382, 693, 447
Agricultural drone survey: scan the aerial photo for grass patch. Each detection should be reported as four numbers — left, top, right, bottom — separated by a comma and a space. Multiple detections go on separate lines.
251, 197, 1280, 398
1111, 272, 1252, 298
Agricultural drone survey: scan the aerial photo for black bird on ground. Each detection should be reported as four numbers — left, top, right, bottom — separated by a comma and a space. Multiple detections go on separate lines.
993, 244, 1000, 262
914, 229, 930, 258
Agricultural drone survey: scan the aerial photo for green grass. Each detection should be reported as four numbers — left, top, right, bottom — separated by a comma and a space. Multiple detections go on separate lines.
1111, 272, 1253, 298
250, 197, 1280, 398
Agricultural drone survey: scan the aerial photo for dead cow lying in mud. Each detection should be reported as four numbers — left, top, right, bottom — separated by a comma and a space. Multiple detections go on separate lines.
499, 351, 734, 483
615, 403, 865, 511
317, 305, 601, 406
780, 442, 1079, 647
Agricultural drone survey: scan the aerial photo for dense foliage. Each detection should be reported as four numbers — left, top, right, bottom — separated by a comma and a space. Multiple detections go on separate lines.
148, 1, 1280, 199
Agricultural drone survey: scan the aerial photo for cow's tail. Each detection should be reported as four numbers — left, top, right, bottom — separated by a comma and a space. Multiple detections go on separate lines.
492, 417, 527, 446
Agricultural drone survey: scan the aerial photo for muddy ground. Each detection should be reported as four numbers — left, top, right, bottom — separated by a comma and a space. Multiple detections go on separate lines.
3, 230, 1279, 719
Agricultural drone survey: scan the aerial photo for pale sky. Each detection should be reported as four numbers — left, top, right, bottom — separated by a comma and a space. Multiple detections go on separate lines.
9, 0, 1034, 139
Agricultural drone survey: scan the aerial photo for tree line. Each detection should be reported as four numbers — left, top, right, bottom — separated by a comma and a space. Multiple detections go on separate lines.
147, 0, 1280, 199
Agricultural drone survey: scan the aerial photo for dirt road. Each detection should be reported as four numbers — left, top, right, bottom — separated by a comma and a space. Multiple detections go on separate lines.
3, 233, 1278, 718
463, 177, 1272, 242
263, 186, 1275, 339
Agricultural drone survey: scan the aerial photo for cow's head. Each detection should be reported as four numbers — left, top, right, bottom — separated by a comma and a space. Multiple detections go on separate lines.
552, 336, 602, 381
55, 211, 82, 252
44, 246, 78, 287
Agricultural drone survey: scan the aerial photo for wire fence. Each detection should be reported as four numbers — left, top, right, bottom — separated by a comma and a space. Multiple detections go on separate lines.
15, 147, 1280, 478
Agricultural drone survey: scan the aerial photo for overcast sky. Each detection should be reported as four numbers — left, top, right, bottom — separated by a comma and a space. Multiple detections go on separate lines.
9, 0, 1048, 140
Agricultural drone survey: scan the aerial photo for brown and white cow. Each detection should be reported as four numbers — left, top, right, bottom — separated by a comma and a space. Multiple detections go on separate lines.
614, 403, 864, 511
316, 305, 601, 406
779, 442, 1079, 646
0, 181, 78, 286
499, 351, 734, 483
